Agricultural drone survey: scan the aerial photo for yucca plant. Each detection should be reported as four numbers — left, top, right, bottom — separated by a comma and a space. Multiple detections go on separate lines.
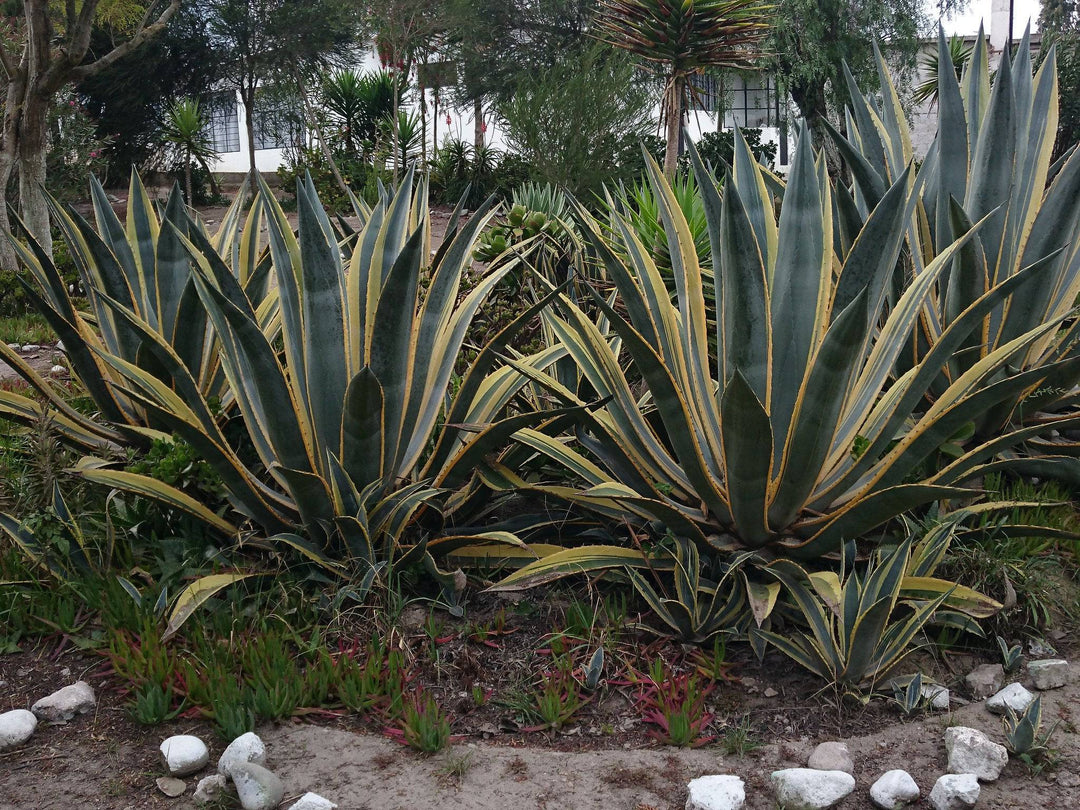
0, 171, 268, 450
593, 0, 771, 175
487, 128, 1076, 574
67, 169, 566, 605
911, 33, 973, 107
830, 29, 1080, 447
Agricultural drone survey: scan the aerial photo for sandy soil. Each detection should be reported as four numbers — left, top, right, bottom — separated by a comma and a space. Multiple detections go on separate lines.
1, 652, 1077, 810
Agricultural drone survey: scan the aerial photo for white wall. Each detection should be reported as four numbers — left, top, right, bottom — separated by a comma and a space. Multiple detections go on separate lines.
207, 49, 794, 175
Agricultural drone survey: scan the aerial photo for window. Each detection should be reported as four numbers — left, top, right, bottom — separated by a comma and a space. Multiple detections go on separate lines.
252, 90, 302, 151
724, 75, 779, 129
204, 91, 240, 154
689, 72, 725, 112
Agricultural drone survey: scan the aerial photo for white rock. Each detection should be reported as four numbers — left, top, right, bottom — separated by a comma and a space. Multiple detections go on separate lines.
231, 761, 285, 810
160, 734, 210, 776
20, 344, 40, 352
31, 681, 96, 723
156, 776, 187, 797
218, 731, 267, 777
0, 709, 37, 750
6, 342, 19, 350
49, 365, 65, 375
56, 340, 65, 353
929, 774, 980, 810
288, 793, 339, 810
986, 682, 1035, 715
770, 768, 856, 810
686, 775, 745, 810
965, 664, 1005, 700
944, 726, 1008, 782
1028, 659, 1069, 690
807, 741, 854, 774
922, 683, 950, 709
870, 770, 920, 809
194, 774, 228, 805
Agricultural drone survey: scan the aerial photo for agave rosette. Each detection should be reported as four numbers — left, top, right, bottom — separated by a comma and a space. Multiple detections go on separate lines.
490, 123, 1078, 597
830, 29, 1080, 452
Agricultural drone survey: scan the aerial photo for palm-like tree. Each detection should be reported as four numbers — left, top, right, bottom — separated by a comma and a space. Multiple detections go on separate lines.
162, 98, 220, 204
912, 33, 973, 107
593, 0, 771, 175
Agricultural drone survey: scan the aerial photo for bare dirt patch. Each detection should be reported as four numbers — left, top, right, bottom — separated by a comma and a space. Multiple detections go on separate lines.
2, 642, 1079, 810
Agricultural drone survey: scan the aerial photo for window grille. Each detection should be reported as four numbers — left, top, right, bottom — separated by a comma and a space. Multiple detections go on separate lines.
252, 90, 302, 151
723, 75, 779, 129
205, 91, 240, 153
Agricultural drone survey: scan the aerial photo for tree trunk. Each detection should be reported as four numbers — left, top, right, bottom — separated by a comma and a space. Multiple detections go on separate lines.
789, 78, 841, 177
184, 155, 193, 204
473, 97, 484, 151
0, 62, 28, 272
17, 87, 52, 258
663, 74, 683, 177
194, 153, 221, 199
242, 86, 257, 179
391, 68, 401, 183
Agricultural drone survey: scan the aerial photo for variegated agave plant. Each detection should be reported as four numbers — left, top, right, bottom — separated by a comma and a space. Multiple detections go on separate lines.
488, 124, 1078, 591
0, 173, 269, 449
830, 28, 1080, 455
60, 170, 567, 584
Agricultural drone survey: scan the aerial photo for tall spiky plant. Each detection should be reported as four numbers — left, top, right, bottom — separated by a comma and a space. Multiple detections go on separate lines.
592, 0, 771, 175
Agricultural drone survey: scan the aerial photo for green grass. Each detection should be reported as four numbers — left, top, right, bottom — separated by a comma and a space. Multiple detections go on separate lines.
0, 313, 55, 346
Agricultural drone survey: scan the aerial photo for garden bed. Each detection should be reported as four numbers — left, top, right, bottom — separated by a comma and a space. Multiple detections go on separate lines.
2, 596, 1078, 809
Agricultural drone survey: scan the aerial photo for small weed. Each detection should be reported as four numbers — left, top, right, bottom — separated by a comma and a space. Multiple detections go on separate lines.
719, 714, 760, 756
210, 696, 256, 741
470, 684, 489, 707
692, 635, 735, 682
636, 661, 714, 747
399, 689, 451, 754
437, 749, 474, 784
128, 682, 182, 725
532, 664, 584, 729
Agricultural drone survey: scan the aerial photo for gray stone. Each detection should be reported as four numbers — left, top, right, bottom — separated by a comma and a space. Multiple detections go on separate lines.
231, 762, 285, 810
922, 683, 950, 709
965, 664, 1005, 700
218, 731, 267, 777
685, 775, 745, 810
986, 682, 1035, 715
160, 734, 210, 777
20, 344, 40, 352
870, 770, 920, 809
31, 681, 96, 723
929, 774, 980, 810
49, 365, 66, 375
0, 709, 37, 750
7, 343, 19, 350
1028, 638, 1058, 658
944, 726, 1008, 782
1028, 659, 1069, 690
288, 793, 339, 810
193, 774, 228, 805
156, 776, 187, 798
770, 768, 856, 810
807, 741, 854, 774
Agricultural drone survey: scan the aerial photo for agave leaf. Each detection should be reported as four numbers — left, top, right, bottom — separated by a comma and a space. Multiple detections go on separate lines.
163, 573, 257, 641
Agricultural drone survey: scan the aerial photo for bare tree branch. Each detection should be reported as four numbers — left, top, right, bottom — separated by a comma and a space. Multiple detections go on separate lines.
68, 0, 183, 82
